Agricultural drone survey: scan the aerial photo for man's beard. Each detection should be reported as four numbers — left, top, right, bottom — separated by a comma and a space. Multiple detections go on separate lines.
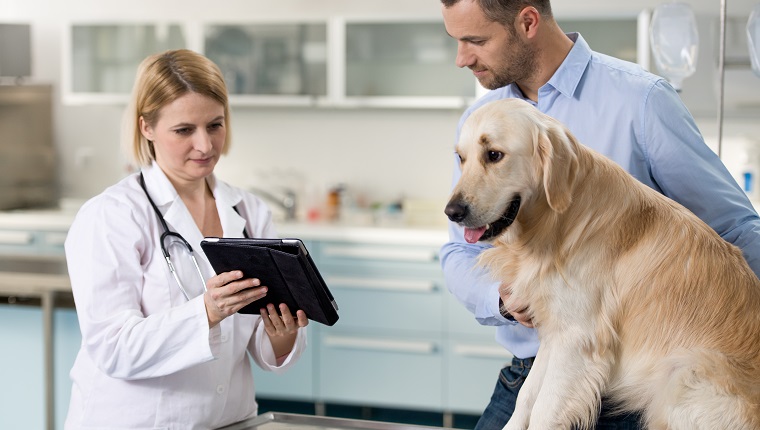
478, 40, 538, 90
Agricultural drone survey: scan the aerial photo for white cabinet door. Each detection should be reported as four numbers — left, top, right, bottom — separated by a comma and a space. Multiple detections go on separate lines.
337, 19, 477, 109
63, 23, 188, 105
204, 22, 328, 106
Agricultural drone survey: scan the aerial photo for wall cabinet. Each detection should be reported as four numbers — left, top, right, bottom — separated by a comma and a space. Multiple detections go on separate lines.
204, 22, 328, 106
63, 18, 478, 108
64, 12, 760, 117
63, 23, 187, 105
338, 19, 476, 108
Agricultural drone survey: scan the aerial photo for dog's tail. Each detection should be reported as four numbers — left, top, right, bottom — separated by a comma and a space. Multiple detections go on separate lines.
645, 349, 760, 430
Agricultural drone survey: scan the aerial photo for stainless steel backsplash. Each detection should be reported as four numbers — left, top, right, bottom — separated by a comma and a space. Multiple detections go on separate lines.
0, 84, 57, 210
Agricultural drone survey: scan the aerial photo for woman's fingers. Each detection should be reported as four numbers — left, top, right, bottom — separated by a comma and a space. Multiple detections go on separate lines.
295, 309, 309, 327
205, 271, 268, 327
261, 304, 308, 336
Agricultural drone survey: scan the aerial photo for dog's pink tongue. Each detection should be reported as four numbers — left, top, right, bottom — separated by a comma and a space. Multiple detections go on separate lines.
464, 226, 487, 244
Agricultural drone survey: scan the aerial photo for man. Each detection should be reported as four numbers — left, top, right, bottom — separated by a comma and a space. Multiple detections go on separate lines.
439, 0, 760, 428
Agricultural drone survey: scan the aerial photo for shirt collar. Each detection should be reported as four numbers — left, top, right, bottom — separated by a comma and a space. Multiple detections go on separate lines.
543, 32, 592, 99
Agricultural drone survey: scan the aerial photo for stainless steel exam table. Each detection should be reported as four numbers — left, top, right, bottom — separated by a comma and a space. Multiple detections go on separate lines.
218, 412, 454, 430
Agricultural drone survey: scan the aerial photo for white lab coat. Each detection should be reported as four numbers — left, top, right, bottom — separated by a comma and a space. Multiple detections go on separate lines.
64, 164, 306, 430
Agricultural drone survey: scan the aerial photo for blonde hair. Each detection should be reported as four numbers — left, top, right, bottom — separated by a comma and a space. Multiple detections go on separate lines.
123, 49, 231, 167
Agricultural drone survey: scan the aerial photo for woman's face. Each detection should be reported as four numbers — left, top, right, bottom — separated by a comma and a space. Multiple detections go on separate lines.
140, 92, 226, 185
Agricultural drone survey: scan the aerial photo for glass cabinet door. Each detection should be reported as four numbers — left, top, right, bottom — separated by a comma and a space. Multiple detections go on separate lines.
66, 24, 186, 103
344, 21, 476, 106
204, 23, 328, 101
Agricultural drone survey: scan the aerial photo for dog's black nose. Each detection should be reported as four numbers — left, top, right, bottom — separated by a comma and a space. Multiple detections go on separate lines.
445, 201, 469, 223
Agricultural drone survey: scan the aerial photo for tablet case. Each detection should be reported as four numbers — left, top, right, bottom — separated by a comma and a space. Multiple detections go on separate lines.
200, 238, 339, 326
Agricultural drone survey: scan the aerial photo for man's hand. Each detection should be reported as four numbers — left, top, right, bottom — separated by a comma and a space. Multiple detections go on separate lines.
500, 285, 534, 328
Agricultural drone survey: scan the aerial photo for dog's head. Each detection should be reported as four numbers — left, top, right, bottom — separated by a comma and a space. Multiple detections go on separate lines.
444, 99, 580, 243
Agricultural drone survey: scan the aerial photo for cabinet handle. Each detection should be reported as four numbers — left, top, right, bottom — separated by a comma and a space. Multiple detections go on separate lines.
43, 233, 68, 246
0, 231, 34, 245
453, 344, 513, 359
323, 246, 439, 263
326, 276, 436, 292
324, 335, 436, 354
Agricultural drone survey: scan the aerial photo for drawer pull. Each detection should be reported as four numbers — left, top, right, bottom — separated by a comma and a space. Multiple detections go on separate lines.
43, 233, 68, 246
323, 246, 438, 263
453, 344, 513, 359
324, 335, 436, 354
326, 276, 436, 292
0, 231, 34, 245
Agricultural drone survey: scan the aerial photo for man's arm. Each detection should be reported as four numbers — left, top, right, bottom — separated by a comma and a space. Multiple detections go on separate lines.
643, 80, 760, 278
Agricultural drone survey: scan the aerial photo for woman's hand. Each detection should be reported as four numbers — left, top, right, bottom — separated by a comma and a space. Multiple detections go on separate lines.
261, 303, 308, 359
204, 270, 267, 328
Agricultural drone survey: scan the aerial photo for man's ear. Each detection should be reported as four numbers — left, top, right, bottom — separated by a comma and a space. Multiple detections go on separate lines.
536, 122, 579, 213
515, 6, 540, 38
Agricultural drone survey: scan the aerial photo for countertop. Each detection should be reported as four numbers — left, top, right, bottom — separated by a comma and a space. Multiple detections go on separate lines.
0, 208, 450, 247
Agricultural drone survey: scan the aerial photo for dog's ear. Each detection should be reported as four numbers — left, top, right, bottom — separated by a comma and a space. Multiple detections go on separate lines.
537, 122, 579, 213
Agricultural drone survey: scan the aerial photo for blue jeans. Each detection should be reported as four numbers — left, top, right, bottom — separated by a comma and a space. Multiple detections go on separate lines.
474, 357, 644, 430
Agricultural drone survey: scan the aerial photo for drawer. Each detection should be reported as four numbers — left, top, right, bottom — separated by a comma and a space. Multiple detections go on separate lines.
0, 230, 34, 246
251, 325, 316, 401
0, 229, 67, 256
325, 284, 444, 333
318, 242, 441, 276
445, 339, 513, 413
317, 331, 444, 410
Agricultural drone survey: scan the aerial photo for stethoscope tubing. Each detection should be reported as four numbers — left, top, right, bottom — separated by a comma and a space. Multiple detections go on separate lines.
139, 172, 208, 301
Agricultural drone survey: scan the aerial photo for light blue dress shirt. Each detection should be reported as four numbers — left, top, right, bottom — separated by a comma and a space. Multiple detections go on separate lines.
440, 33, 760, 359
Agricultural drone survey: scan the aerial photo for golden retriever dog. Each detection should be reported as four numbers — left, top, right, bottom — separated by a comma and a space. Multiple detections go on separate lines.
444, 98, 760, 430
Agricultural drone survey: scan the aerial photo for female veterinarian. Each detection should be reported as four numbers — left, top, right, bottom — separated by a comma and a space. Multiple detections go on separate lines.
63, 49, 308, 429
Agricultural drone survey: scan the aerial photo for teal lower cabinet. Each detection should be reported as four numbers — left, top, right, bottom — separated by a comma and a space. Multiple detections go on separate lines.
0, 305, 80, 430
444, 339, 512, 413
251, 325, 316, 402
312, 240, 446, 410
54, 309, 81, 428
444, 292, 514, 415
0, 306, 46, 430
318, 330, 444, 410
253, 238, 513, 417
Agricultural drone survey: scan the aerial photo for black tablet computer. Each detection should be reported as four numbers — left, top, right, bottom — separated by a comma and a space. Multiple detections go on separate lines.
200, 237, 339, 326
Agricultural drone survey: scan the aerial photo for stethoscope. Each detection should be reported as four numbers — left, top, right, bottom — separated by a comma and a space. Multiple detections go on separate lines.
139, 172, 249, 301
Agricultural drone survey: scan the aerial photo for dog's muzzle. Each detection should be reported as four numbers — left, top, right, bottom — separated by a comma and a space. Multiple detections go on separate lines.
444, 195, 521, 243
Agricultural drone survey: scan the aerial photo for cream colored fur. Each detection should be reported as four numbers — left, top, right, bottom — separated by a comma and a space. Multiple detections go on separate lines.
448, 99, 760, 430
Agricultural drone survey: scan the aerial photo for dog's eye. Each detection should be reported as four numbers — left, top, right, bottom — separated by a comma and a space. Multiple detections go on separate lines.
487, 151, 504, 163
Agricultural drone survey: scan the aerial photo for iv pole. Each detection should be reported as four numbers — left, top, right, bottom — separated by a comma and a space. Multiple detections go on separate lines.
717, 0, 727, 158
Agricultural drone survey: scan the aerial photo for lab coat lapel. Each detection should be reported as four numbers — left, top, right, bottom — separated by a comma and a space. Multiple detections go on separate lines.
141, 165, 210, 297
141, 165, 195, 239
140, 166, 247, 275
209, 175, 248, 239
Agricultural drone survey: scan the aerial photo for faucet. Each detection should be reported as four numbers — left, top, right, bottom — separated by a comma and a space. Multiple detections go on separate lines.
249, 186, 298, 222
